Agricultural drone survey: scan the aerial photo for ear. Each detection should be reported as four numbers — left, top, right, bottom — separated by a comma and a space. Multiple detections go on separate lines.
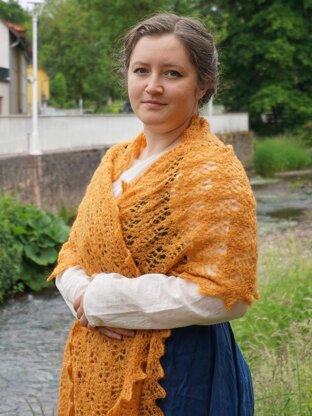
196, 83, 209, 100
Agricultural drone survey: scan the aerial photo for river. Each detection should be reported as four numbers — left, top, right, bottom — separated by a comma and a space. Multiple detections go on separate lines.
0, 173, 311, 415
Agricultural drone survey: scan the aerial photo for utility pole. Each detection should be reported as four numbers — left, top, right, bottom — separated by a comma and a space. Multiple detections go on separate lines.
28, 0, 45, 155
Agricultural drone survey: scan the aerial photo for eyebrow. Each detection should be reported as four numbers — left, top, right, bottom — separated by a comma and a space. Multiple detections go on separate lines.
131, 61, 185, 70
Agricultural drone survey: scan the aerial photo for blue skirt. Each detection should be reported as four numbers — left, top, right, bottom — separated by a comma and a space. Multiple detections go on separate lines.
157, 323, 254, 416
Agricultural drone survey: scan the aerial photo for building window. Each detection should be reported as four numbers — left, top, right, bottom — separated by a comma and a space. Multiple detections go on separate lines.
0, 67, 10, 82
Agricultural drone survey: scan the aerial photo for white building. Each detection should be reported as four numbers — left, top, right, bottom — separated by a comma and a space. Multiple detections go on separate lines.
0, 20, 29, 115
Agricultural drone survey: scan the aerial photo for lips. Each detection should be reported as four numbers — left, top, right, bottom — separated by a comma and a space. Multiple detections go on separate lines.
142, 100, 166, 105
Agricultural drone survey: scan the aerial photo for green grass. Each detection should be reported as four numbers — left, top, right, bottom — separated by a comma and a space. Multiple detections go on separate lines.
25, 397, 55, 416
253, 137, 311, 177
232, 233, 312, 415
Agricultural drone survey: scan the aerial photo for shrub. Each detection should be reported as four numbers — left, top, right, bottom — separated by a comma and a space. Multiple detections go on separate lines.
253, 137, 311, 177
51, 73, 68, 108
0, 223, 23, 302
298, 122, 312, 147
0, 196, 70, 300
98, 100, 123, 113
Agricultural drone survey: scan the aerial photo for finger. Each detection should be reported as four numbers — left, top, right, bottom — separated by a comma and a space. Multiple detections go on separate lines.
97, 327, 122, 340
79, 313, 89, 328
76, 304, 84, 320
106, 327, 136, 337
73, 295, 82, 312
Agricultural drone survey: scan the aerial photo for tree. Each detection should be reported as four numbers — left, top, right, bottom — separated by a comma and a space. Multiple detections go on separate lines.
0, 0, 30, 24
51, 72, 68, 107
216, 0, 312, 133
37, 0, 312, 133
38, 0, 191, 109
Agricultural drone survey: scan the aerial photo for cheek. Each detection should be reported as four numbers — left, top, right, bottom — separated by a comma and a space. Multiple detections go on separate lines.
174, 84, 199, 107
127, 77, 141, 101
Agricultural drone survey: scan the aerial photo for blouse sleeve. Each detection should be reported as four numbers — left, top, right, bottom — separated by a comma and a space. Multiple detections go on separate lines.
56, 267, 248, 329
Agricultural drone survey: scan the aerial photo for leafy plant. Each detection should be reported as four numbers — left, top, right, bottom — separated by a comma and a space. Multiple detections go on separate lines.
57, 204, 77, 226
0, 222, 23, 302
0, 196, 69, 298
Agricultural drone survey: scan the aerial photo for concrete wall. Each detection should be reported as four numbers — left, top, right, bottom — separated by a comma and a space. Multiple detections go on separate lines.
0, 20, 28, 115
0, 21, 10, 116
0, 83, 9, 115
0, 113, 253, 211
0, 113, 249, 155
0, 21, 10, 68
0, 130, 253, 212
9, 38, 27, 114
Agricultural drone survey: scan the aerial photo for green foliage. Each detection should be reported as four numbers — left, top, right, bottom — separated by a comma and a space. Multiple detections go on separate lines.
218, 0, 312, 133
0, 196, 69, 300
37, 1, 312, 133
0, 0, 30, 24
232, 233, 312, 415
0, 223, 23, 302
253, 137, 311, 177
57, 204, 77, 226
38, 0, 199, 107
25, 397, 55, 416
97, 100, 123, 114
51, 73, 68, 108
298, 121, 312, 147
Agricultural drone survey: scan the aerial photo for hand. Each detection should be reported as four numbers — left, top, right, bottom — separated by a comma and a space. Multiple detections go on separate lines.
73, 293, 136, 340
96, 326, 136, 341
73, 293, 90, 328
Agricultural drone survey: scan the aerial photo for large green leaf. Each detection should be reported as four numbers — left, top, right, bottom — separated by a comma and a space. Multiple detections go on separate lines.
44, 220, 70, 243
27, 214, 53, 231
24, 245, 58, 266
20, 263, 51, 291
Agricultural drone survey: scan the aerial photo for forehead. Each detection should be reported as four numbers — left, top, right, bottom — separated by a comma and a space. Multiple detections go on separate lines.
129, 34, 193, 67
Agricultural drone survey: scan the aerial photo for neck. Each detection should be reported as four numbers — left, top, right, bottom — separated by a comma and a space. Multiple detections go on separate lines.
140, 116, 193, 160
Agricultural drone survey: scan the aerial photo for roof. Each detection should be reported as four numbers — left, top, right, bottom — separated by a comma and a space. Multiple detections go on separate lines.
0, 19, 30, 59
5, 21, 26, 39
1, 20, 27, 40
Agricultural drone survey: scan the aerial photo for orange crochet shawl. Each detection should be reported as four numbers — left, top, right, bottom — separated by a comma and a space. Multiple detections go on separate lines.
49, 116, 258, 415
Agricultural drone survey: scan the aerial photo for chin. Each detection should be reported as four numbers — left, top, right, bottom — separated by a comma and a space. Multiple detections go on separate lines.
138, 113, 169, 126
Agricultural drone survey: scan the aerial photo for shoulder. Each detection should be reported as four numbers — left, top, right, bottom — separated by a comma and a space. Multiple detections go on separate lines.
102, 141, 132, 160
183, 130, 244, 176
179, 135, 254, 202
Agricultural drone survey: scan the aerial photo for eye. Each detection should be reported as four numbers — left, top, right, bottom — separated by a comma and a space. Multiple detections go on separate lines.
165, 70, 182, 78
134, 67, 148, 75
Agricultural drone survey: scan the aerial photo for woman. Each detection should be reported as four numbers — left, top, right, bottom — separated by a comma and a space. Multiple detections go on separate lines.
50, 13, 259, 416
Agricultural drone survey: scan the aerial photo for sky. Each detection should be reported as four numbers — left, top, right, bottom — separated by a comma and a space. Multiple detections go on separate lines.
14, 0, 45, 10
19, 0, 28, 8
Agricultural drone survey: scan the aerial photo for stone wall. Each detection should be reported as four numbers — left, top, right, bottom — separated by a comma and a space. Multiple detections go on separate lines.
0, 147, 109, 211
220, 131, 254, 168
0, 131, 253, 212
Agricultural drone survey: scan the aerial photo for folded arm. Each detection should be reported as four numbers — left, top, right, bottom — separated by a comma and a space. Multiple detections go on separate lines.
56, 266, 248, 330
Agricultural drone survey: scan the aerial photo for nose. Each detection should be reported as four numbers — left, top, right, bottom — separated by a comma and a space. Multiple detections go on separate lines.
145, 74, 163, 95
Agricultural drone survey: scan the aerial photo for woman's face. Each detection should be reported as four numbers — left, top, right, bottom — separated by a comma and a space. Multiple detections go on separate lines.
127, 34, 206, 134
